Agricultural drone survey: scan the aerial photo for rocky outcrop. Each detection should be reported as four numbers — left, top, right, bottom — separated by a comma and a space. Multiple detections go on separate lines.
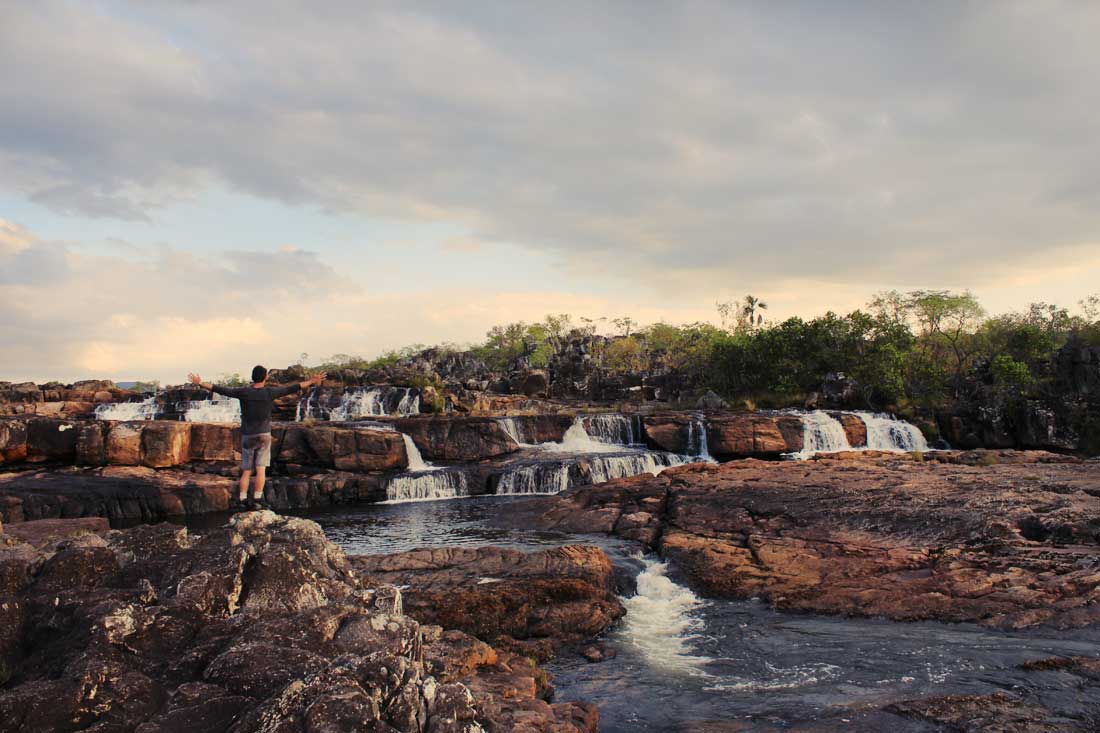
0, 512, 598, 732
536, 453, 1100, 629
351, 545, 624, 661
392, 417, 520, 462
1, 418, 407, 472
704, 414, 803, 458
0, 466, 391, 525
832, 412, 867, 448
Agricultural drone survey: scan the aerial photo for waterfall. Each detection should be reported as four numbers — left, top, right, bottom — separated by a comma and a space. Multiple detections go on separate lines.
495, 463, 571, 495
541, 417, 631, 454
385, 469, 468, 502
858, 413, 930, 452
498, 417, 532, 446
687, 415, 712, 460
95, 395, 159, 421
619, 555, 712, 674
495, 452, 688, 496
395, 390, 420, 416
793, 411, 852, 458
582, 414, 639, 445
400, 433, 434, 472
589, 452, 688, 483
309, 386, 421, 421
183, 398, 241, 423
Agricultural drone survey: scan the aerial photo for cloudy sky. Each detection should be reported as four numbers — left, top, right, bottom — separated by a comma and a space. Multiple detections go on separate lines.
3, 1, 1099, 383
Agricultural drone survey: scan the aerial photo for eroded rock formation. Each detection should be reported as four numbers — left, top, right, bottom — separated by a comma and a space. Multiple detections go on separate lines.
0, 512, 598, 732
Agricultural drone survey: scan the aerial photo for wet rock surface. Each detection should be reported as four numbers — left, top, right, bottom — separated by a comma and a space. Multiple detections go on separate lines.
0, 511, 597, 732
535, 452, 1100, 630
351, 545, 624, 661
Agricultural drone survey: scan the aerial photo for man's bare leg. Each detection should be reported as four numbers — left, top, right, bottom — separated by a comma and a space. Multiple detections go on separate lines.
252, 466, 267, 501
238, 469, 252, 502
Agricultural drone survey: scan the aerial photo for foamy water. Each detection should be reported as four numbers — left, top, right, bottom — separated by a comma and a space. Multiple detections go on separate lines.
619, 556, 713, 675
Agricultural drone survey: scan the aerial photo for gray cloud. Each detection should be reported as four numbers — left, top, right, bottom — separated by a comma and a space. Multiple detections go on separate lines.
2, 1, 1099, 292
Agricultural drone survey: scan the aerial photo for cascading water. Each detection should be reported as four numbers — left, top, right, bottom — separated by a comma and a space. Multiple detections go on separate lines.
495, 452, 689, 496
299, 386, 421, 421
401, 433, 433, 472
858, 413, 930, 452
792, 411, 852, 458
789, 410, 930, 458
582, 414, 640, 445
498, 417, 532, 446
495, 463, 571, 495
541, 417, 632, 454
589, 452, 688, 484
687, 415, 712, 460
619, 555, 712, 674
385, 469, 468, 502
95, 395, 159, 421
183, 398, 241, 423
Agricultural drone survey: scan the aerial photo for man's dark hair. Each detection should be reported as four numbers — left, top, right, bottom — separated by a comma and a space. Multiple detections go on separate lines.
251, 365, 268, 383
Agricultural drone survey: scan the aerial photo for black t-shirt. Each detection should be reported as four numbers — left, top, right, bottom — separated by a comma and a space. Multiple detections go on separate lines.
212, 383, 299, 435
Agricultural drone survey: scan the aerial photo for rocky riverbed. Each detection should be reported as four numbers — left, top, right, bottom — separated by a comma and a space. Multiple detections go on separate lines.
0, 511, 606, 732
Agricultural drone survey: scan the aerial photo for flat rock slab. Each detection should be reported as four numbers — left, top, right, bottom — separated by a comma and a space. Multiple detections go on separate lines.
0, 516, 109, 547
536, 451, 1100, 630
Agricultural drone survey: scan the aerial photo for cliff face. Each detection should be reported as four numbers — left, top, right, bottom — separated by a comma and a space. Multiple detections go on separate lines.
0, 511, 601, 733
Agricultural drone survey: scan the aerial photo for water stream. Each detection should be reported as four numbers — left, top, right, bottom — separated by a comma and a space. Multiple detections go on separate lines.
308, 497, 1100, 731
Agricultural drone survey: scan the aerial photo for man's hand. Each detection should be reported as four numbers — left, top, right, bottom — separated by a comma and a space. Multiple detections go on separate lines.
311, 371, 327, 386
188, 373, 212, 391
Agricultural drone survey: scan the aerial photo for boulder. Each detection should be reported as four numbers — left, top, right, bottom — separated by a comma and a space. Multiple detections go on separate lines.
394, 417, 520, 462
140, 422, 192, 468
641, 415, 690, 453
106, 422, 143, 465
0, 420, 28, 464
695, 390, 728, 410
25, 417, 79, 462
187, 423, 239, 462
75, 422, 107, 465
705, 415, 802, 458
834, 413, 867, 448
332, 427, 408, 472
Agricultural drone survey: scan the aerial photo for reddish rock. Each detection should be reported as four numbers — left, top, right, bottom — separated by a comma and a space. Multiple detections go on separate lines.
394, 416, 520, 461
0, 420, 28, 464
75, 422, 107, 465
352, 544, 624, 660
24, 417, 79, 462
140, 421, 191, 468
834, 412, 867, 447
0, 512, 596, 733
187, 423, 239, 462
642, 415, 690, 453
272, 423, 407, 471
0, 517, 110, 548
538, 453, 1100, 629
705, 415, 803, 457
106, 422, 143, 465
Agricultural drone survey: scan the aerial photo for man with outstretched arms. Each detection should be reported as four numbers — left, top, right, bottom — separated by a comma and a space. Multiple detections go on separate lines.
187, 365, 325, 505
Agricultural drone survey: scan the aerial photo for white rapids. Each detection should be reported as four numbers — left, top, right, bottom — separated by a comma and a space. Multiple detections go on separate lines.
619, 555, 713, 675
94, 395, 159, 421
183, 398, 241, 423
789, 410, 930, 458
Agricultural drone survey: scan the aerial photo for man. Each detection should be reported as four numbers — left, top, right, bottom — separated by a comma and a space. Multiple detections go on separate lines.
188, 366, 325, 506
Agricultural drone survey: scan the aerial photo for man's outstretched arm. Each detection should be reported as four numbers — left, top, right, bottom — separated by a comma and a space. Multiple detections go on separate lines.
188, 373, 242, 397
273, 371, 327, 397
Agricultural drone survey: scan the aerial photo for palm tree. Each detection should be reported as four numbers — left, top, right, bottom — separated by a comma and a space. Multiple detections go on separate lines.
741, 295, 768, 331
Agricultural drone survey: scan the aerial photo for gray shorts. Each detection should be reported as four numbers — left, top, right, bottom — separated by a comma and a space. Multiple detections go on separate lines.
241, 433, 273, 470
